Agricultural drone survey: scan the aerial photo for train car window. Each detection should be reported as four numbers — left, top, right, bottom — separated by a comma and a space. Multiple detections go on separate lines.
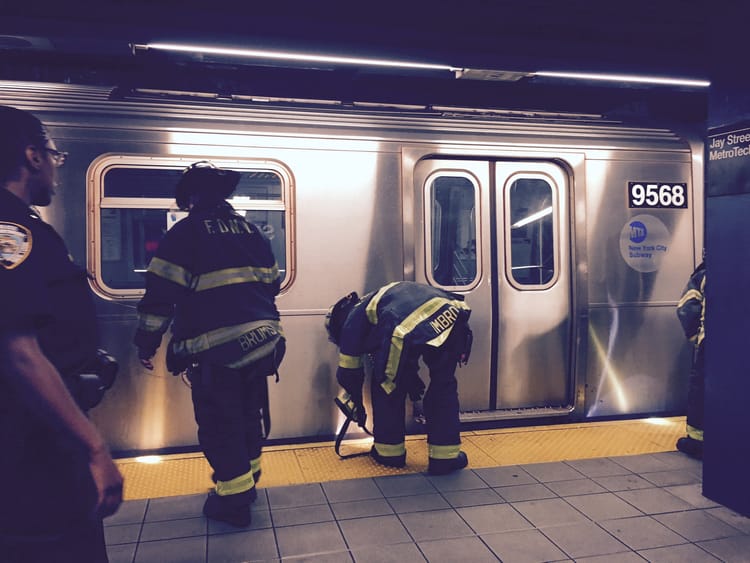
507, 177, 555, 287
104, 168, 183, 198
100, 208, 170, 289
425, 173, 479, 289
235, 171, 283, 200
244, 208, 286, 279
89, 158, 292, 299
103, 168, 283, 201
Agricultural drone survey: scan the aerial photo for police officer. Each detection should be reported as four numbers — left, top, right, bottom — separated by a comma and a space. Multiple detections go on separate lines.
326, 281, 472, 475
135, 161, 284, 527
676, 258, 706, 459
0, 105, 123, 562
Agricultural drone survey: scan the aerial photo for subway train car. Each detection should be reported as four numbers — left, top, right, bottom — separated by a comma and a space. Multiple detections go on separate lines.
0, 81, 704, 455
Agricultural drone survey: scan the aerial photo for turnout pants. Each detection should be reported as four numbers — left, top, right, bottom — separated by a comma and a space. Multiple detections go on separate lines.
371, 319, 467, 459
189, 350, 279, 498
686, 345, 705, 442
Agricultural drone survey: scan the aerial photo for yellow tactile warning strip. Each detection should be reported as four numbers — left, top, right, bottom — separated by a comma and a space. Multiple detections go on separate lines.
115, 416, 686, 500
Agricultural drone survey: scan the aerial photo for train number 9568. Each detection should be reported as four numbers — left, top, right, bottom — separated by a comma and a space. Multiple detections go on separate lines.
628, 182, 688, 209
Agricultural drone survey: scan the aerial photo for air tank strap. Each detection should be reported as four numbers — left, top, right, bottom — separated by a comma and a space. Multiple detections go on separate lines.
260, 377, 271, 439
333, 396, 373, 459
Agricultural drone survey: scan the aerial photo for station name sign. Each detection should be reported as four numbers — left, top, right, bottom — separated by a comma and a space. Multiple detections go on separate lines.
709, 131, 750, 161
628, 182, 688, 208
707, 122, 750, 197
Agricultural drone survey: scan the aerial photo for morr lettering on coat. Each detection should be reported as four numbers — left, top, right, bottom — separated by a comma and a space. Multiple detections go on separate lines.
429, 305, 460, 335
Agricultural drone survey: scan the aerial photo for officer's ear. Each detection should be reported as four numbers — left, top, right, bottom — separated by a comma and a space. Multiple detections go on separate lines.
25, 145, 43, 171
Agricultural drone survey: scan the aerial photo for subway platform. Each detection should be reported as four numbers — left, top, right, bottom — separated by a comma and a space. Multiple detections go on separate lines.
104, 417, 750, 562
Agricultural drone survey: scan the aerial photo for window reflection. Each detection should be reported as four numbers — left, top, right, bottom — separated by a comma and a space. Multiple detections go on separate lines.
508, 178, 555, 286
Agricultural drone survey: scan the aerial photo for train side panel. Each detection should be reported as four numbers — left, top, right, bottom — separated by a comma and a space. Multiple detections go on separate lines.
0, 83, 703, 453
583, 155, 698, 417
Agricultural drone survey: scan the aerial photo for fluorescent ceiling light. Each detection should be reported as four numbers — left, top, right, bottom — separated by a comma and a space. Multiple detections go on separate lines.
512, 207, 553, 229
139, 43, 710, 88
535, 71, 710, 88
145, 43, 456, 72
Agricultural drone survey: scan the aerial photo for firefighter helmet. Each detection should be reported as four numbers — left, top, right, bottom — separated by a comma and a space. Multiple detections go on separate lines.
175, 161, 241, 210
325, 292, 359, 345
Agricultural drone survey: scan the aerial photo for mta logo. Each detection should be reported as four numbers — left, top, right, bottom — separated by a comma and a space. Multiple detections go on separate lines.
629, 221, 647, 243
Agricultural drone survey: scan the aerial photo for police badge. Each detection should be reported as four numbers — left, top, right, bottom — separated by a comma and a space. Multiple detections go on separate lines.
0, 222, 32, 269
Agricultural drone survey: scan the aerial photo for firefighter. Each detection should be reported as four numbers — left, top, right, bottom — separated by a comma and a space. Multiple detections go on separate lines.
325, 281, 473, 475
134, 161, 285, 527
0, 105, 122, 562
676, 258, 706, 460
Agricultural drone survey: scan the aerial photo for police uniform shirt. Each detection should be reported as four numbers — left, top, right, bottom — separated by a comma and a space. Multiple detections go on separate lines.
0, 189, 98, 374
0, 188, 101, 536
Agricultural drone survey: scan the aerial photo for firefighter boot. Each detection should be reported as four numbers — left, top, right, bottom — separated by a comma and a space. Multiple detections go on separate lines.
210, 471, 262, 496
676, 437, 703, 460
202, 488, 256, 527
370, 446, 406, 468
428, 451, 468, 476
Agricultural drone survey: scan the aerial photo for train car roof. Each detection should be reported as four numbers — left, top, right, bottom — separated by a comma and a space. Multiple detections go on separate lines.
0, 81, 699, 154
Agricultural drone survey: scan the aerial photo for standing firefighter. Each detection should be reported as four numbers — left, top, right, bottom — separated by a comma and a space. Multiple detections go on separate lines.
326, 281, 473, 475
676, 259, 706, 460
135, 161, 285, 527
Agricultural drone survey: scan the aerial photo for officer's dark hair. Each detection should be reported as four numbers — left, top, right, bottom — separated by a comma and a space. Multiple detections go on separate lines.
325, 292, 359, 345
0, 105, 48, 185
175, 160, 241, 210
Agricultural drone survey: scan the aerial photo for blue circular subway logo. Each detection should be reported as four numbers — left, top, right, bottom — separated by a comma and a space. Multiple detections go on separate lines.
619, 214, 670, 273
628, 220, 648, 243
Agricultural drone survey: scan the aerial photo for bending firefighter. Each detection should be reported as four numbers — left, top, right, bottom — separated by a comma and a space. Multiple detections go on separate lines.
134, 161, 285, 527
326, 281, 473, 475
675, 259, 706, 460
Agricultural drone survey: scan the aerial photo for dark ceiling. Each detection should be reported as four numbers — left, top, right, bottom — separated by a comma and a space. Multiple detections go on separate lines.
0, 0, 710, 122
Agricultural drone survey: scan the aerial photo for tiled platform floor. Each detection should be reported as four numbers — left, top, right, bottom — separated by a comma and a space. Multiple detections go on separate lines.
104, 451, 750, 562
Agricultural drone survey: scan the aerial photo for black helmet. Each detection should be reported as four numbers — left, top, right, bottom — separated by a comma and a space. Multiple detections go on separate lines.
325, 292, 359, 345
175, 161, 241, 210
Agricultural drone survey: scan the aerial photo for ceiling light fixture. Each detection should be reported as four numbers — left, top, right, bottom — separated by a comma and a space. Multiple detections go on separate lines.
535, 71, 710, 88
141, 43, 456, 72
137, 43, 710, 88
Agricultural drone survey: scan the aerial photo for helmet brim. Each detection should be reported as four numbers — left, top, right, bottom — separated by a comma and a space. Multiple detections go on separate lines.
325, 292, 359, 345
175, 165, 241, 210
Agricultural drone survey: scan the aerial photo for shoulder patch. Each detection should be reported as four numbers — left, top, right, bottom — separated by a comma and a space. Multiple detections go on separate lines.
0, 222, 33, 270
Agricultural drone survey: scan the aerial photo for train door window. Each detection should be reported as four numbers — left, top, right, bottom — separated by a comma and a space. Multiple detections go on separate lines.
424, 172, 479, 289
505, 175, 557, 288
88, 157, 292, 299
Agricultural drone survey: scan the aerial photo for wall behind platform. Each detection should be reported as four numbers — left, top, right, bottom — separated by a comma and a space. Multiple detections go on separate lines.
703, 0, 750, 518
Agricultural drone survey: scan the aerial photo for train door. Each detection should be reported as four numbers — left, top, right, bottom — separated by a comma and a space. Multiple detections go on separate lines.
413, 158, 573, 418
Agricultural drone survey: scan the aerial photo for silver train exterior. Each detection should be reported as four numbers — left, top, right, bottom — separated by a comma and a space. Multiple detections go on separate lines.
0, 82, 704, 454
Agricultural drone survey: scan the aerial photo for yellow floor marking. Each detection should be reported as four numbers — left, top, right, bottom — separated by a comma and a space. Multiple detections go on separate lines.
116, 416, 685, 500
